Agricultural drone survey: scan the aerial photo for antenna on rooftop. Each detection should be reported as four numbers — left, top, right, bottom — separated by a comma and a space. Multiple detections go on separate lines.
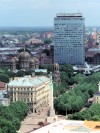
77, 10, 79, 13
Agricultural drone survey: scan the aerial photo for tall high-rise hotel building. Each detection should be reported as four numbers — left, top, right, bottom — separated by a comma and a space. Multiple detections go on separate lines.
54, 13, 85, 65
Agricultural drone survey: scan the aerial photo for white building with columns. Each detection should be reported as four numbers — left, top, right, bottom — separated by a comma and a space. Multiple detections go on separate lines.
7, 76, 51, 113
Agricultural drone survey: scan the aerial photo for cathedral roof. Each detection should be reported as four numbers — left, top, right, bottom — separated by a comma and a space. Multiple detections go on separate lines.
19, 51, 30, 59
32, 57, 39, 61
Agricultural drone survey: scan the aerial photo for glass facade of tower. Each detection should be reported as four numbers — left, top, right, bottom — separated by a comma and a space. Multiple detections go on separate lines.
54, 13, 85, 65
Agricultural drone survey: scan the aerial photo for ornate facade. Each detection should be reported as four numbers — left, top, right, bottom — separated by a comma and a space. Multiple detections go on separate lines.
18, 51, 39, 71
7, 76, 50, 112
0, 50, 39, 71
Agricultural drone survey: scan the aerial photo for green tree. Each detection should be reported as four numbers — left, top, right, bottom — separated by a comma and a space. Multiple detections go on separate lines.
0, 74, 9, 83
44, 38, 52, 44
0, 118, 16, 133
69, 103, 100, 121
0, 101, 29, 132
15, 70, 26, 77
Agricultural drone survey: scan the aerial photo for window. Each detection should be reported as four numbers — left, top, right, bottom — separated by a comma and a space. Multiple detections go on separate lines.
31, 98, 33, 102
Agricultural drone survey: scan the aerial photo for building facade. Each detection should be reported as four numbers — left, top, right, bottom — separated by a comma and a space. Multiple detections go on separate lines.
93, 82, 100, 104
39, 45, 54, 65
7, 76, 50, 113
54, 13, 85, 65
93, 92, 100, 104
86, 48, 100, 65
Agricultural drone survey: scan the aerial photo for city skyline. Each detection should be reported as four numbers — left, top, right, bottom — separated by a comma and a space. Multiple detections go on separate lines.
0, 0, 100, 27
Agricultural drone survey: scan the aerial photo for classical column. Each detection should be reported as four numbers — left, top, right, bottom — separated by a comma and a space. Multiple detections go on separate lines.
47, 72, 55, 117
46, 72, 58, 123
50, 72, 54, 110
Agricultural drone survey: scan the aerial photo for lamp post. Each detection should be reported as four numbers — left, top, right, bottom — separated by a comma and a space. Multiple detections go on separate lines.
66, 104, 68, 119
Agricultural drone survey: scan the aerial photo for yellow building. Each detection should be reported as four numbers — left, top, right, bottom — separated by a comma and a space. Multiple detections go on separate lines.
93, 92, 100, 104
7, 76, 50, 113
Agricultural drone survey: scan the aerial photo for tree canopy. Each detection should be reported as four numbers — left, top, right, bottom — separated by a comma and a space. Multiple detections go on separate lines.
0, 101, 29, 133
44, 38, 52, 44
68, 103, 100, 121
54, 72, 100, 115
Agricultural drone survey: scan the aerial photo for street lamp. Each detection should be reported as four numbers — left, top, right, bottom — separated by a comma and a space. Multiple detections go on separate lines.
66, 104, 67, 119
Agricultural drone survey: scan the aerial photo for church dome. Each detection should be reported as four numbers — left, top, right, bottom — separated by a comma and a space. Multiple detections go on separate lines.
19, 51, 30, 59
30, 59, 35, 63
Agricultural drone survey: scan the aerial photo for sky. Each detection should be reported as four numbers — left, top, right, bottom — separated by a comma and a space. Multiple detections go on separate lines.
0, 0, 100, 27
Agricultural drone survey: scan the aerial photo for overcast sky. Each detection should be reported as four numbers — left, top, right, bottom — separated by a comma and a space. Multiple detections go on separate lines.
0, 0, 100, 27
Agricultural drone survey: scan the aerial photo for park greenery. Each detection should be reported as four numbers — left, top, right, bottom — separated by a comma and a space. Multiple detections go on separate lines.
40, 64, 100, 119
0, 101, 29, 133
54, 72, 100, 115
40, 64, 74, 97
0, 64, 100, 121
68, 103, 100, 121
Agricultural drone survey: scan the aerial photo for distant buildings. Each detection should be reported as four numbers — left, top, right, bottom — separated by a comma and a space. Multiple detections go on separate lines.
39, 53, 53, 65
7, 76, 50, 112
0, 81, 10, 106
86, 48, 100, 65
54, 13, 85, 65
39, 45, 54, 65
25, 38, 43, 45
0, 50, 39, 71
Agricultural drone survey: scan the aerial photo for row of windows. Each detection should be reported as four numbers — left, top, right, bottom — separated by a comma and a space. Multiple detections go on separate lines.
55, 33, 83, 35
55, 28, 83, 30
14, 92, 33, 95
9, 88, 34, 91
14, 98, 33, 102
55, 18, 83, 21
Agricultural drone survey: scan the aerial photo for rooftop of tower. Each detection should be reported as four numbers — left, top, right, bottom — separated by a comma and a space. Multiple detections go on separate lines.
56, 13, 83, 17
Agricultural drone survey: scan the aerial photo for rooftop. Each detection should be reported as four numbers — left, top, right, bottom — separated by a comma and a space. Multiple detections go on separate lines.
88, 47, 100, 52
8, 76, 49, 87
56, 13, 83, 17
35, 69, 47, 73
30, 120, 100, 133
94, 91, 100, 96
